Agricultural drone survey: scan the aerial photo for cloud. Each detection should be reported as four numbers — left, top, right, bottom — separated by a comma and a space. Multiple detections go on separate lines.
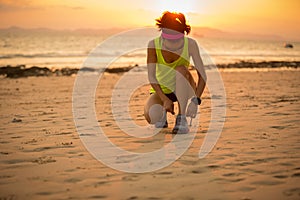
53, 5, 85, 10
0, 0, 42, 11
0, 0, 85, 11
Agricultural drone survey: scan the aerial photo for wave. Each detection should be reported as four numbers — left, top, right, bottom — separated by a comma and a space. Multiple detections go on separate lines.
0, 52, 146, 59
1, 51, 299, 60
0, 53, 87, 59
206, 53, 300, 58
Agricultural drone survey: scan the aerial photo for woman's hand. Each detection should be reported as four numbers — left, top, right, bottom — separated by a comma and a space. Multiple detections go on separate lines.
186, 102, 198, 118
163, 98, 175, 115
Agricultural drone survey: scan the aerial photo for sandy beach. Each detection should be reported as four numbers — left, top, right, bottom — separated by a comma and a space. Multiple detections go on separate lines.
0, 68, 299, 200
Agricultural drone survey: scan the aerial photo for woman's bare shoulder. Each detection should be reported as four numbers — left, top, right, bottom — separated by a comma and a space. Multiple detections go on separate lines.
187, 37, 198, 48
148, 39, 155, 48
187, 37, 199, 55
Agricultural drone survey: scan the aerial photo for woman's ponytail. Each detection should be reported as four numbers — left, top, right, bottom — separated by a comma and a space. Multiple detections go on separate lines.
156, 11, 191, 35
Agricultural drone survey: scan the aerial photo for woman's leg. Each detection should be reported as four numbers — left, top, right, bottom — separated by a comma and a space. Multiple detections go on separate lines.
175, 65, 196, 115
144, 93, 164, 124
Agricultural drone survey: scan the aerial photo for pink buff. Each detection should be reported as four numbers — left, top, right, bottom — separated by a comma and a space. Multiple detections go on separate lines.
161, 32, 184, 40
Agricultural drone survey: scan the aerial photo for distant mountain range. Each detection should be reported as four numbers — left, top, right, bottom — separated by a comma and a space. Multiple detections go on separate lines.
191, 27, 284, 41
0, 26, 285, 41
0, 26, 125, 36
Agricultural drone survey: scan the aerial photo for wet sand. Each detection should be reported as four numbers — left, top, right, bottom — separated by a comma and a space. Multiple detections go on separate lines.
0, 69, 299, 200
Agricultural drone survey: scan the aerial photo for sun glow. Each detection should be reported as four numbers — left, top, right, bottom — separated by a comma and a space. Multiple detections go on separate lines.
154, 0, 198, 14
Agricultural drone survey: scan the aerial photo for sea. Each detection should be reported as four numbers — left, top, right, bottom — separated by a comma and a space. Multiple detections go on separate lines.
0, 28, 299, 70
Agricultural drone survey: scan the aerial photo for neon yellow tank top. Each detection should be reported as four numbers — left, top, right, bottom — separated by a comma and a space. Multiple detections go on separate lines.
150, 36, 190, 94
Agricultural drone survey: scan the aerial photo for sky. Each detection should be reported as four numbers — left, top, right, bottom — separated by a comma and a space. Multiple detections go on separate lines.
0, 0, 299, 40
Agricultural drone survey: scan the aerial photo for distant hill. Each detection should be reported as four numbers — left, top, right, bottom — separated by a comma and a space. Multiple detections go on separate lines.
0, 26, 284, 41
191, 27, 283, 41
0, 26, 125, 36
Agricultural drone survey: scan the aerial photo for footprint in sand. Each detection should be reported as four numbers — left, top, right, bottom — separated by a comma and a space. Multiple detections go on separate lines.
32, 156, 56, 164
0, 194, 17, 200
65, 179, 82, 184
292, 172, 300, 177
122, 175, 140, 181
222, 172, 245, 178
238, 186, 256, 192
283, 188, 300, 197
36, 191, 53, 196
11, 118, 22, 123
127, 196, 139, 200
250, 179, 284, 186
273, 174, 289, 179
88, 195, 107, 199
191, 168, 206, 174
156, 171, 173, 175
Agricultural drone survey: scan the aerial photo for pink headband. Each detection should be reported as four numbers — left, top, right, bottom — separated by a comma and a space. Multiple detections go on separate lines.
161, 32, 184, 40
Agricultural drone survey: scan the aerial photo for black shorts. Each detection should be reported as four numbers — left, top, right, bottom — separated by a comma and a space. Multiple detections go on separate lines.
150, 92, 178, 102
165, 92, 178, 102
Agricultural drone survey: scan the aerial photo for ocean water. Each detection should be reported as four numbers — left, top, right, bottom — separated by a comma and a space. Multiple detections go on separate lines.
0, 29, 299, 69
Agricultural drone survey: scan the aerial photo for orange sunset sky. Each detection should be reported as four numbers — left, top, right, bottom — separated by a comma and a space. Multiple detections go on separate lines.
0, 0, 299, 40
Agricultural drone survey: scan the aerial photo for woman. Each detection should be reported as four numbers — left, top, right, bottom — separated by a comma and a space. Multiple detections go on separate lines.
144, 11, 206, 134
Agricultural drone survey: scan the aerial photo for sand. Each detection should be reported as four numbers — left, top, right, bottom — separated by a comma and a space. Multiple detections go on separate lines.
0, 69, 299, 200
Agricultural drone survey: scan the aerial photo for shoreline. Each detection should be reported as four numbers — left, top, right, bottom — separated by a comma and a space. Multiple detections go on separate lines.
0, 61, 300, 78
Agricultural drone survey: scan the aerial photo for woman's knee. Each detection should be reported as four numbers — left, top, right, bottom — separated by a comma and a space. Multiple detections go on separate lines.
176, 65, 190, 79
144, 94, 163, 124
146, 104, 164, 124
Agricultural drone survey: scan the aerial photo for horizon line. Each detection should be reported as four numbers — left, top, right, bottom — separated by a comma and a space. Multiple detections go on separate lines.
0, 25, 299, 42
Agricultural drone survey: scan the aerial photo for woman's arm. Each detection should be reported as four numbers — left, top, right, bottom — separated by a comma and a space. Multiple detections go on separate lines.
147, 40, 174, 114
189, 38, 207, 98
